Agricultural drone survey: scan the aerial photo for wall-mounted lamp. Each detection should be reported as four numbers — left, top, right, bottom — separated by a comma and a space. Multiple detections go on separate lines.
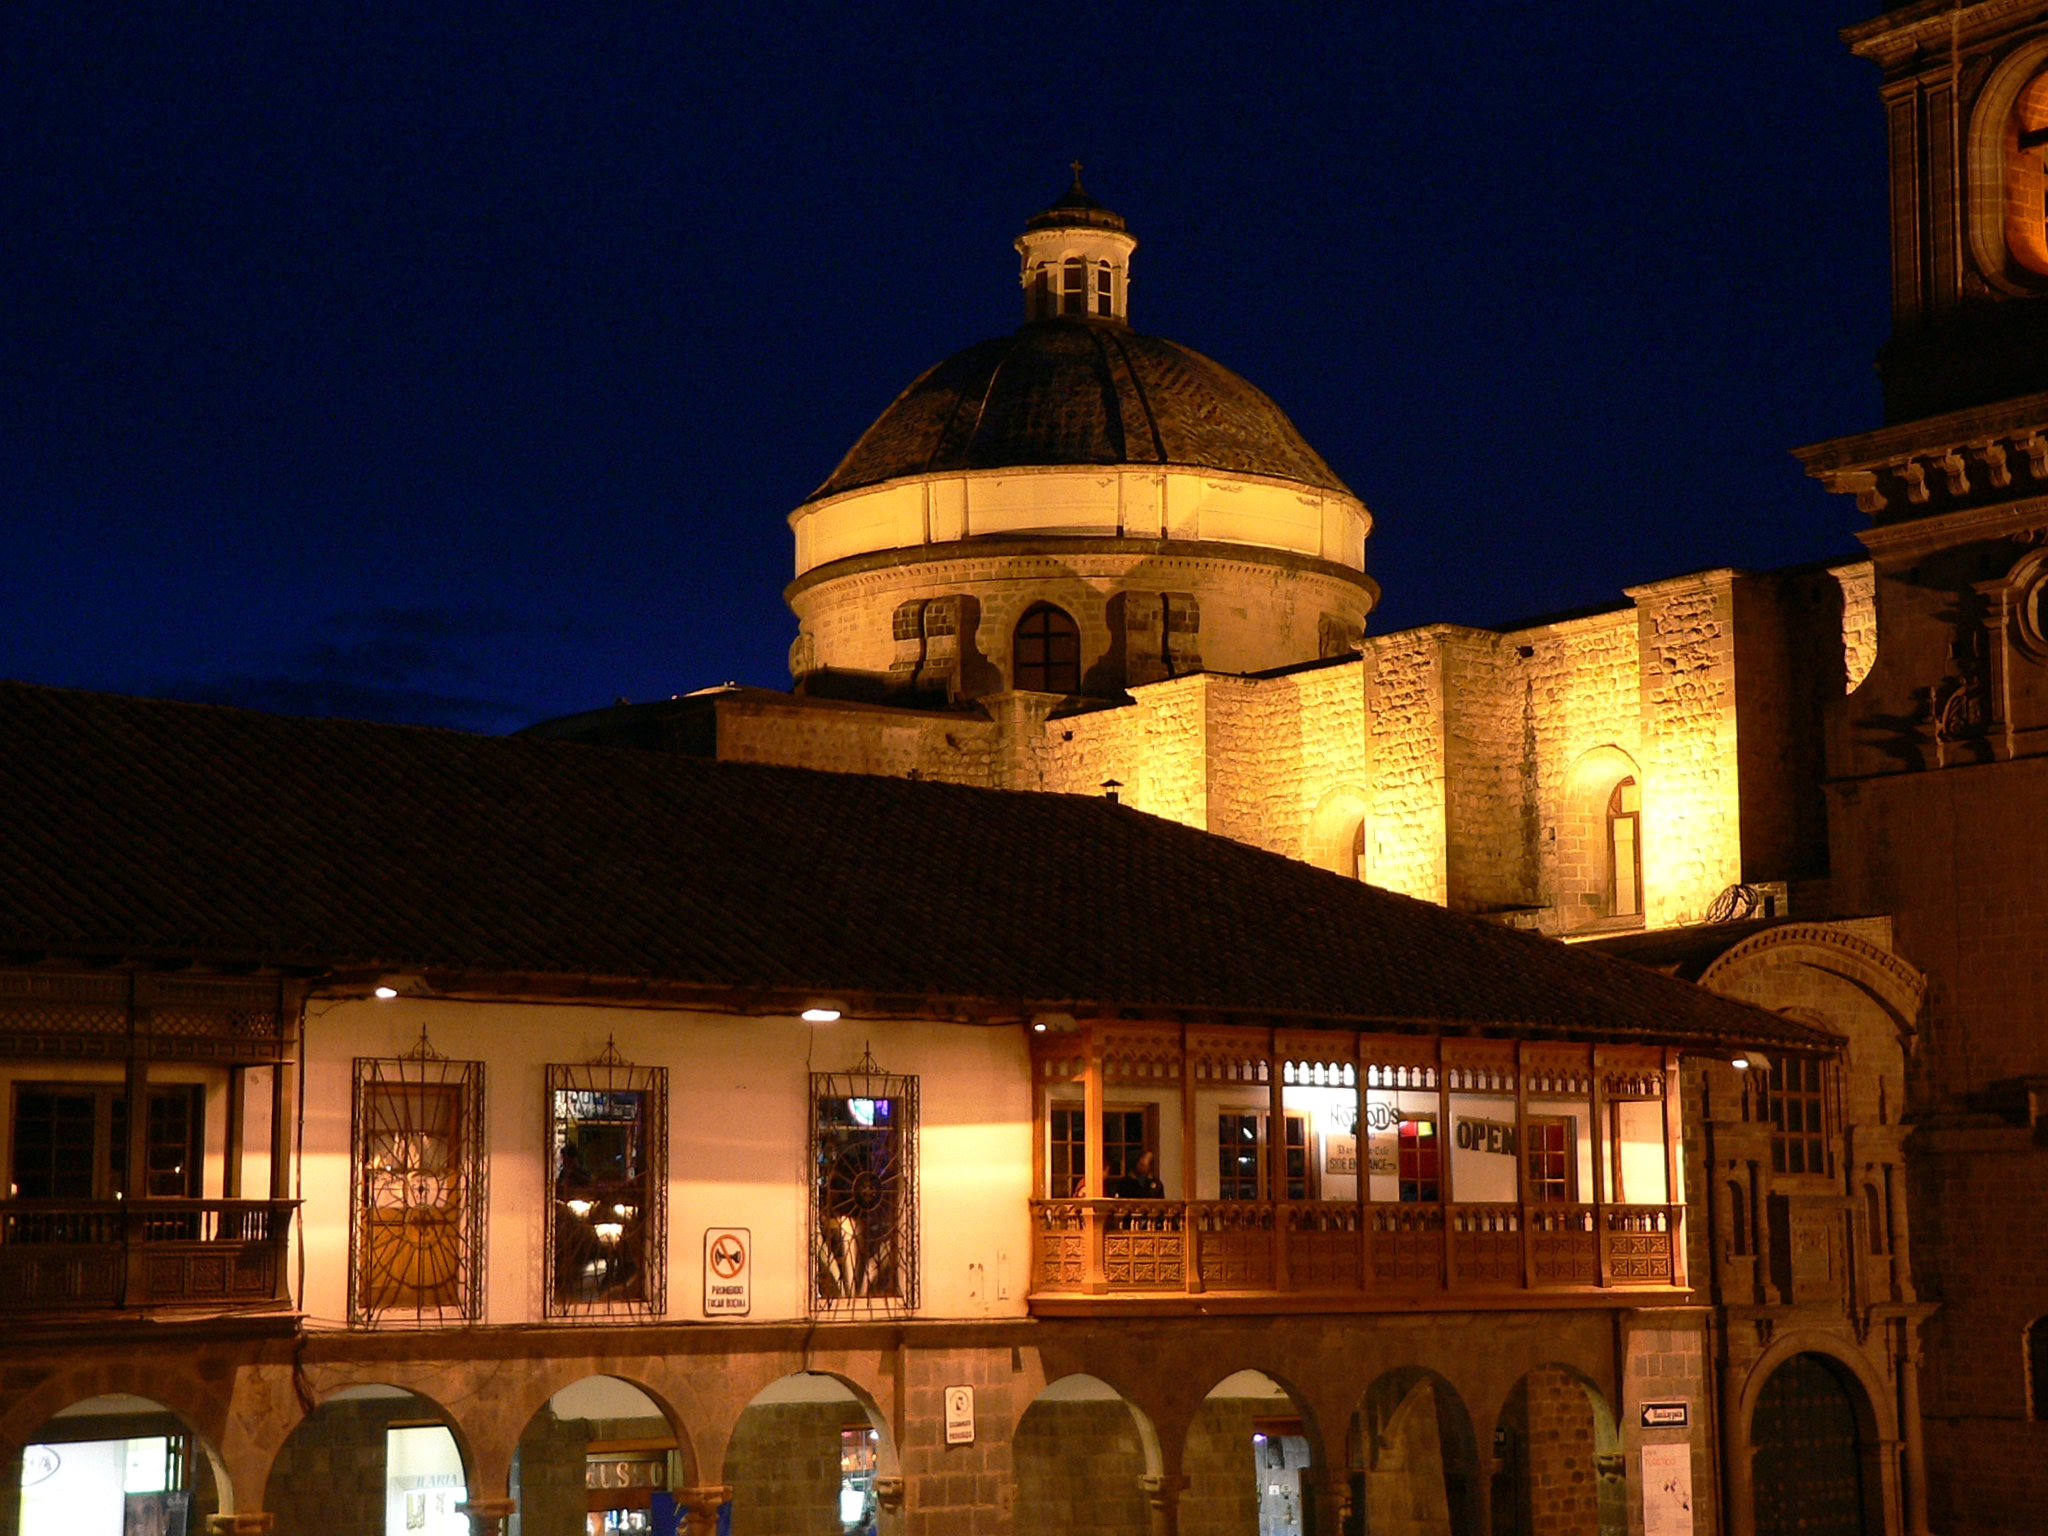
1032, 1021, 1047, 1033
802, 1007, 842, 1024
1730, 1056, 1750, 1071
373, 986, 399, 1000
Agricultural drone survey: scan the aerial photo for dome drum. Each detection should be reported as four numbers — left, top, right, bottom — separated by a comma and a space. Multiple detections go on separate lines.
786, 539, 1376, 704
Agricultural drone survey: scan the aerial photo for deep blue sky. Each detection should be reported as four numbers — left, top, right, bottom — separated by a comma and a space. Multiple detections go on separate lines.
3, 3, 1886, 732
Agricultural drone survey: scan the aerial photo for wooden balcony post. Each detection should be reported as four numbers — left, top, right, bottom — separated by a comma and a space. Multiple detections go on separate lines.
1515, 1043, 1532, 1290
223, 1065, 247, 1199
1663, 1047, 1686, 1289
1355, 1033, 1372, 1290
1437, 1040, 1453, 1291
1268, 1032, 1289, 1291
1591, 1050, 1612, 1287
1083, 1031, 1106, 1293
1183, 1026, 1204, 1294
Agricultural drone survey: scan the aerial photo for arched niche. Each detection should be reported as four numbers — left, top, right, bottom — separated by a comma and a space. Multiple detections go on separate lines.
514, 1373, 690, 1534
723, 1372, 897, 1536
1349, 1367, 1482, 1536
1013, 1374, 1160, 1536
1489, 1364, 1623, 1536
1308, 786, 1371, 880
1555, 745, 1643, 929
264, 1382, 473, 1536
17, 1392, 229, 1535
1181, 1369, 1323, 1536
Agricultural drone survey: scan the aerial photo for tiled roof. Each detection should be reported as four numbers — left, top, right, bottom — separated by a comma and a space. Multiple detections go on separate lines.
808, 320, 1354, 503
0, 682, 1828, 1049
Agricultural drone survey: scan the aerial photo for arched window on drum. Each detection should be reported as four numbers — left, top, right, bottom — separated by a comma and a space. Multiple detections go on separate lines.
1013, 603, 1081, 694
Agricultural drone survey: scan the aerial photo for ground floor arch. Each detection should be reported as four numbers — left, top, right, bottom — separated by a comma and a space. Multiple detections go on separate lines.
1012, 1374, 1156, 1536
1488, 1364, 1622, 1536
1181, 1369, 1324, 1536
1347, 1367, 1480, 1536
264, 1383, 472, 1536
514, 1374, 688, 1534
723, 1372, 897, 1536
16, 1392, 226, 1536
1750, 1352, 1879, 1536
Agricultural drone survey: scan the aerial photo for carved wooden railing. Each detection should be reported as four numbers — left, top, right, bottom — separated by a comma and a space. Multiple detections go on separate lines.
1028, 1200, 1683, 1298
0, 1199, 295, 1313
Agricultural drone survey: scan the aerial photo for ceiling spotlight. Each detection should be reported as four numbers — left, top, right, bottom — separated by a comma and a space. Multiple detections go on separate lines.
373, 986, 398, 1000
1731, 1056, 1751, 1071
802, 1007, 841, 1024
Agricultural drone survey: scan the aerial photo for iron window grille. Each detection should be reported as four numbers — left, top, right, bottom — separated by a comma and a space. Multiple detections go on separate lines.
810, 1048, 918, 1316
545, 1042, 668, 1321
349, 1031, 486, 1327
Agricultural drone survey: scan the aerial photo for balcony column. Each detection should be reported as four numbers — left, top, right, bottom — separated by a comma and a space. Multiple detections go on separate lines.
1591, 1051, 1611, 1287
1084, 1030, 1107, 1293
1663, 1048, 1686, 1287
223, 1065, 247, 1199
1436, 1044, 1453, 1291
1182, 1027, 1203, 1294
121, 1030, 151, 1307
1515, 1044, 1533, 1288
1268, 1035, 1289, 1291
1355, 1036, 1371, 1290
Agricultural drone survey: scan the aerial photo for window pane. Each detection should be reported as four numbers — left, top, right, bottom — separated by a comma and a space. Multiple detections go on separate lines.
362, 1082, 465, 1313
816, 1094, 907, 1300
11, 1090, 99, 1200
552, 1088, 651, 1307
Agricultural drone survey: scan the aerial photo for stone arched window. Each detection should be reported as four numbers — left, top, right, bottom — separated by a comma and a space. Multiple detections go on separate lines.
2029, 1317, 2048, 1419
1013, 603, 1081, 693
2006, 70, 2048, 278
1607, 777, 1642, 919
1062, 257, 1086, 316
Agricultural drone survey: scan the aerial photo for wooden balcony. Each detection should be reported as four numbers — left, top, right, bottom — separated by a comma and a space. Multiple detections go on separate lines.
1028, 1199, 1682, 1310
0, 1199, 295, 1315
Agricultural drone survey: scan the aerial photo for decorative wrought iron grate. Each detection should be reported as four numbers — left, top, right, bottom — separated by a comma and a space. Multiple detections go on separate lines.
348, 1031, 486, 1327
544, 1041, 667, 1321
810, 1048, 918, 1316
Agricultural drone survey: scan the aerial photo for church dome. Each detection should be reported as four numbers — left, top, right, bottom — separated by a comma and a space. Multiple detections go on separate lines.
808, 320, 1354, 503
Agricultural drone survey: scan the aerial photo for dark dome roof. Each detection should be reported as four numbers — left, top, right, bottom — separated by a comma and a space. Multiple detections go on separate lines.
809, 319, 1354, 503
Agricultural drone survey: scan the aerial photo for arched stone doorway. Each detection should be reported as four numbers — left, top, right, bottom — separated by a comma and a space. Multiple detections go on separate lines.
1488, 1366, 1622, 1536
1182, 1369, 1322, 1536
1751, 1353, 1872, 1536
264, 1383, 472, 1536
1012, 1374, 1156, 1536
1347, 1368, 1480, 1536
514, 1374, 688, 1534
16, 1392, 226, 1535
723, 1372, 895, 1536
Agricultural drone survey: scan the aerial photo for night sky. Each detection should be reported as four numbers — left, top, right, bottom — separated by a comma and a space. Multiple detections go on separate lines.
5, 4, 1887, 733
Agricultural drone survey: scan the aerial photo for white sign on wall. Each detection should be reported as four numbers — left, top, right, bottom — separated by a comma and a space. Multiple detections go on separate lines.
1640, 1442, 1694, 1536
944, 1386, 975, 1445
704, 1227, 752, 1315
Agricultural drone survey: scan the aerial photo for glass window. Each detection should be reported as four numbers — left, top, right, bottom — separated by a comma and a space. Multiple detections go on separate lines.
811, 1054, 919, 1310
351, 1048, 485, 1326
1096, 261, 1114, 316
1049, 1105, 1085, 1196
548, 1052, 667, 1318
1768, 1056, 1829, 1176
1397, 1116, 1439, 1203
1608, 778, 1642, 918
1218, 1111, 1262, 1200
1062, 257, 1085, 315
1013, 603, 1081, 693
9, 1083, 201, 1201
1283, 1112, 1310, 1201
1525, 1116, 1574, 1201
1031, 267, 1053, 319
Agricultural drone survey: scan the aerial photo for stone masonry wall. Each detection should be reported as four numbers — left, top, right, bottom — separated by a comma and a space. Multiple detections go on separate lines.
726, 1402, 859, 1536
1621, 1322, 1711, 1536
1011, 1399, 1148, 1536
1179, 1398, 1260, 1536
902, 1345, 1024, 1536
265, 1398, 422, 1536
513, 1407, 588, 1536
1522, 1366, 1603, 1536
1441, 629, 1533, 914
1831, 560, 1876, 694
1366, 629, 1448, 903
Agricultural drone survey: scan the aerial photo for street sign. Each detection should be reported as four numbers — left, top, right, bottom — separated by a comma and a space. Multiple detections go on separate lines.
944, 1386, 975, 1445
1640, 1400, 1689, 1429
704, 1228, 751, 1316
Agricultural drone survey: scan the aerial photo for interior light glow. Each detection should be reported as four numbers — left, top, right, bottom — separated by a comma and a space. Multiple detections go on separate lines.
567, 1199, 594, 1218
373, 986, 398, 1000
802, 1007, 841, 1023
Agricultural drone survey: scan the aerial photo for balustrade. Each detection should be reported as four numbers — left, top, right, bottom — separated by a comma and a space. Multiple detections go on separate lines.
0, 1199, 295, 1313
1027, 1199, 1681, 1299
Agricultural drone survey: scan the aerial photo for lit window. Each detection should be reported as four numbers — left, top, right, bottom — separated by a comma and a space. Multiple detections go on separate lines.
1096, 260, 1114, 316
2007, 71, 2048, 277
1767, 1056, 1829, 1177
1397, 1116, 1439, 1203
1013, 603, 1081, 693
811, 1052, 918, 1310
351, 1047, 485, 1325
1608, 777, 1642, 918
1062, 257, 1085, 316
547, 1050, 667, 1318
1218, 1111, 1263, 1200
1525, 1116, 1574, 1202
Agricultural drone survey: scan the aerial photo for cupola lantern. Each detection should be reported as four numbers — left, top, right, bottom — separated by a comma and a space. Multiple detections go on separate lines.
1015, 163, 1136, 324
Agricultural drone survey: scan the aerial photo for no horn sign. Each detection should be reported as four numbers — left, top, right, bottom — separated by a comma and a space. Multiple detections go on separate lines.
705, 1228, 751, 1315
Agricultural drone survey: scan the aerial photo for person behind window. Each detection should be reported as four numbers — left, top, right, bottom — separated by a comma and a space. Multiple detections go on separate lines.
1111, 1149, 1164, 1199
